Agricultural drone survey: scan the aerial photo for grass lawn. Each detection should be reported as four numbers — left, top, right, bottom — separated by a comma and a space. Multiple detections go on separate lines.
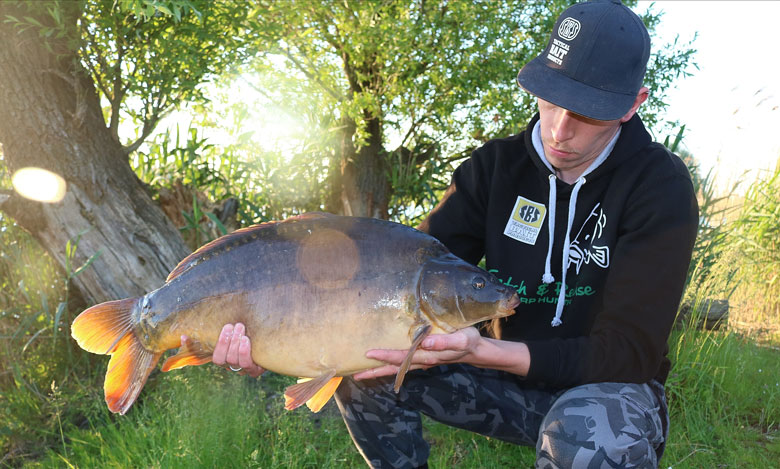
4, 323, 774, 468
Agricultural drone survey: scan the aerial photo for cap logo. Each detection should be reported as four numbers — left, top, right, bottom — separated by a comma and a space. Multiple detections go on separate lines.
558, 17, 581, 41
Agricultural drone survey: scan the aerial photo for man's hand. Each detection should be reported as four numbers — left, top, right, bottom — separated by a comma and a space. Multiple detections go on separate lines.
352, 327, 483, 380
352, 326, 532, 380
182, 323, 265, 378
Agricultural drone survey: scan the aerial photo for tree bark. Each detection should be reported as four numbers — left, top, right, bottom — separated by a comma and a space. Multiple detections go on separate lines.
0, 4, 190, 305
330, 114, 390, 219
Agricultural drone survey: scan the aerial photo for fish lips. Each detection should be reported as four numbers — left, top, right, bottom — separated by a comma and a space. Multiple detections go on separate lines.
497, 293, 521, 317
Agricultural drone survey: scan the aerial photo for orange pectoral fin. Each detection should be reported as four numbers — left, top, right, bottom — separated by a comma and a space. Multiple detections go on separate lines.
161, 337, 213, 372
283, 370, 338, 411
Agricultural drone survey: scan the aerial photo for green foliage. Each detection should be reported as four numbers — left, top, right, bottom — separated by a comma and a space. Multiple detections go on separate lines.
640, 8, 698, 131
4, 0, 697, 222
116, 0, 200, 22
77, 0, 258, 152
732, 162, 780, 319
386, 142, 452, 226
0, 215, 101, 465
132, 114, 330, 232
239, 0, 695, 219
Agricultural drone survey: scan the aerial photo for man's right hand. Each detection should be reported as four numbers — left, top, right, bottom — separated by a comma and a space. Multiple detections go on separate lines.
211, 323, 266, 378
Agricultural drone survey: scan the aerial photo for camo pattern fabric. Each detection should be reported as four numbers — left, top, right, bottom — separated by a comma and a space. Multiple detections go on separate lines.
334, 364, 668, 469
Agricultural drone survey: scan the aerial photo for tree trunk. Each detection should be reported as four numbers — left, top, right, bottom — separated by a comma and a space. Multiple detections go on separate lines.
0, 4, 190, 306
331, 115, 390, 219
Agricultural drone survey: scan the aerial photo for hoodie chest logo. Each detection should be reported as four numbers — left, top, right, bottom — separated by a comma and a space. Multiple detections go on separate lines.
504, 196, 547, 245
569, 203, 610, 273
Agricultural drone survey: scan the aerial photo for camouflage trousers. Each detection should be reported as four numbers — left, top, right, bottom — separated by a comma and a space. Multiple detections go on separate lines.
334, 364, 668, 469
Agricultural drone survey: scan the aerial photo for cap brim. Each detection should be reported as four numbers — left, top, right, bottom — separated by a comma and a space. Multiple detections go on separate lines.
517, 57, 637, 121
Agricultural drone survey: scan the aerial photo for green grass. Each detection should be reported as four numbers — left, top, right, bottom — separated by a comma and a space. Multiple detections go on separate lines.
1, 318, 774, 468
662, 327, 780, 467
21, 369, 363, 468
10, 364, 537, 468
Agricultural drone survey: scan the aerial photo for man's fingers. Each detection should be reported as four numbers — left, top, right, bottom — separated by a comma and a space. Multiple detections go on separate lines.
353, 364, 400, 381
212, 324, 234, 366
237, 336, 254, 369
225, 323, 244, 366
365, 349, 408, 365
421, 330, 471, 351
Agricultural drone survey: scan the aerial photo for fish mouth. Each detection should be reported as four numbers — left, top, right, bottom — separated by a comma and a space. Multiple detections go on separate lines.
497, 293, 520, 316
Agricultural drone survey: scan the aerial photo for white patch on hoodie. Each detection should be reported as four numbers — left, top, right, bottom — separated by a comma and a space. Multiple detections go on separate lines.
504, 195, 547, 245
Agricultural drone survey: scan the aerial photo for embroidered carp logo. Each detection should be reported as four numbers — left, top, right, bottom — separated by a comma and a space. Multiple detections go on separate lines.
569, 203, 610, 274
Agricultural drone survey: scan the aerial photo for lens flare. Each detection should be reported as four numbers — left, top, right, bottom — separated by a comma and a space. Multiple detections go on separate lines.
11, 167, 67, 203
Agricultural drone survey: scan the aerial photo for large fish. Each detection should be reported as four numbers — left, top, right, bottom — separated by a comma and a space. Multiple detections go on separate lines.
71, 213, 519, 415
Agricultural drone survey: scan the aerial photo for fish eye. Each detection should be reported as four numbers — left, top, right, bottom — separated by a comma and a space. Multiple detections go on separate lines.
472, 276, 485, 289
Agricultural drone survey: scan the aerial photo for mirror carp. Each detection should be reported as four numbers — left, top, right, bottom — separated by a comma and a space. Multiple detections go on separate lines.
71, 213, 519, 414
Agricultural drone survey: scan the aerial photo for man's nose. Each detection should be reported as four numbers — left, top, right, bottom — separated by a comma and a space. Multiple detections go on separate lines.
551, 110, 575, 142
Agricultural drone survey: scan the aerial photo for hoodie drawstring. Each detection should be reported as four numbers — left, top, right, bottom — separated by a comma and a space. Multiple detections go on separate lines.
542, 174, 557, 284
532, 120, 620, 327
550, 176, 585, 326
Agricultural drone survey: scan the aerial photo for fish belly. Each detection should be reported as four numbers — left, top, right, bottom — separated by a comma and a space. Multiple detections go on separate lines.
244, 283, 420, 378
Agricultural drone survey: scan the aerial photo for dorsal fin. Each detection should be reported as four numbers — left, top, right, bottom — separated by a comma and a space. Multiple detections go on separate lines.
165, 212, 336, 282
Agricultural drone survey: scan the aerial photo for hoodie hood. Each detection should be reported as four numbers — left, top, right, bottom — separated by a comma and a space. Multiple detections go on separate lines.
523, 112, 653, 184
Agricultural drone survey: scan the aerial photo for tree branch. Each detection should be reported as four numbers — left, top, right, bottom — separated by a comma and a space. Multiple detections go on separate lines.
281, 47, 344, 101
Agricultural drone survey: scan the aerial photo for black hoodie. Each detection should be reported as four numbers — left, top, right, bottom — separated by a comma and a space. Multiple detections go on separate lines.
420, 113, 699, 389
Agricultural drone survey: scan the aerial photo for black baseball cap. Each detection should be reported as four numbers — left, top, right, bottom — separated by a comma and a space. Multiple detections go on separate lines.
516, 0, 651, 121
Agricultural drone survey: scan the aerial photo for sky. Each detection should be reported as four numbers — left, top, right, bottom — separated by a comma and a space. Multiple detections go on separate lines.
637, 1, 780, 189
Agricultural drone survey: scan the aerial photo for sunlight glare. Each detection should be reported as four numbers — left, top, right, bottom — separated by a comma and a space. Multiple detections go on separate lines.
11, 167, 67, 203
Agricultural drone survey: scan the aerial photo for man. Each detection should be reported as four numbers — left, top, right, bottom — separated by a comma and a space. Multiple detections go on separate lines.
212, 1, 698, 467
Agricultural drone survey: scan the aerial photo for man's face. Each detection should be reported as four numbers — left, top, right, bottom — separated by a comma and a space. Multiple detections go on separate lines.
537, 98, 622, 182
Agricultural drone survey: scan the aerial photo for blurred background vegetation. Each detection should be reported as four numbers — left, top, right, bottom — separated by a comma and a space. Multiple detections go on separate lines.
1, 0, 778, 467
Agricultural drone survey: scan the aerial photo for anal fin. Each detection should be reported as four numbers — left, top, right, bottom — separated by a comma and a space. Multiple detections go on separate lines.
161, 336, 213, 372
283, 370, 338, 411
394, 324, 432, 393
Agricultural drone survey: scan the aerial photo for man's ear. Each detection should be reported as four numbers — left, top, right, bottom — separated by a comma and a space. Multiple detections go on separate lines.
620, 87, 649, 123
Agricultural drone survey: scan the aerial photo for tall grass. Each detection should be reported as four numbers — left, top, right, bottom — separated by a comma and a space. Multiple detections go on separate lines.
729, 161, 780, 331
663, 324, 780, 467
656, 151, 780, 466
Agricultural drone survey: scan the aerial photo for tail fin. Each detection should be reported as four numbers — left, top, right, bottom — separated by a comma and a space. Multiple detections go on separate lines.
71, 299, 162, 415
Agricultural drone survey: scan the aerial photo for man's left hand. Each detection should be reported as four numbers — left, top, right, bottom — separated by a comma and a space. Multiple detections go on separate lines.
352, 326, 482, 381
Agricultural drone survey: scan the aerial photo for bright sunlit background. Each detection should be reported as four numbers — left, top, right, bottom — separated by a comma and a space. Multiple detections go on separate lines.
639, 1, 780, 190
140, 1, 780, 196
